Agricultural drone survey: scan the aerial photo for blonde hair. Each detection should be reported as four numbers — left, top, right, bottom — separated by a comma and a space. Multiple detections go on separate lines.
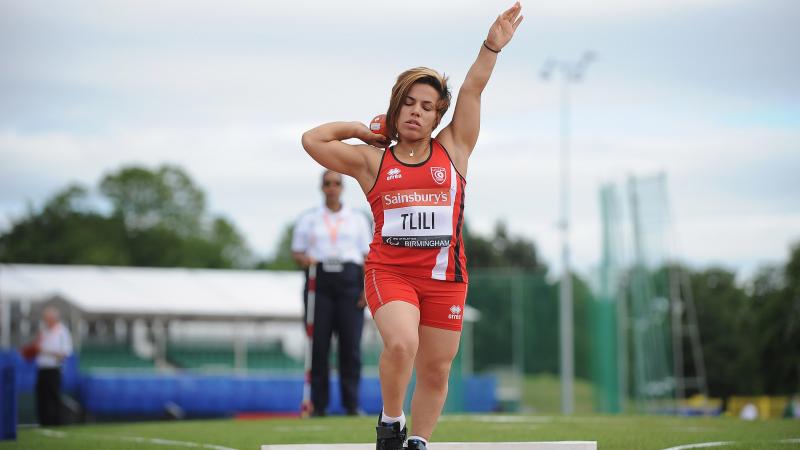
386, 67, 451, 141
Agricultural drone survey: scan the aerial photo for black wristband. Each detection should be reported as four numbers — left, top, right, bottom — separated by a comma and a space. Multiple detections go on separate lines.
483, 40, 501, 53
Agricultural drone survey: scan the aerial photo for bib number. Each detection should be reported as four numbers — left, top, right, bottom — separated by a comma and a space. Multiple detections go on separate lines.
380, 189, 453, 248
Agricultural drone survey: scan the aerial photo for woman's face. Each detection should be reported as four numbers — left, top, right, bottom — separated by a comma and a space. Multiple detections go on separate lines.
396, 82, 440, 141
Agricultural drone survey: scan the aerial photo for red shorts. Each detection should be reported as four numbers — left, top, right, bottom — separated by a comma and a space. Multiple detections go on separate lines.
364, 268, 468, 331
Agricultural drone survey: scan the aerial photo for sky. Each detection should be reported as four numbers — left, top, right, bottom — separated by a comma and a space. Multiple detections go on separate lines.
1, 0, 798, 280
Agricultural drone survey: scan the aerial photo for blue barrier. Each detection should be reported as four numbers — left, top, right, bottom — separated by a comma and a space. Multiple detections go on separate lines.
6, 351, 79, 394
79, 373, 496, 418
5, 350, 497, 419
464, 376, 497, 413
1, 352, 17, 440
2, 350, 80, 427
79, 373, 384, 416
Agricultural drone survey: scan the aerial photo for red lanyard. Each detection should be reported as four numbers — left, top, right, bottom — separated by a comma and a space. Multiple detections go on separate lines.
322, 212, 343, 246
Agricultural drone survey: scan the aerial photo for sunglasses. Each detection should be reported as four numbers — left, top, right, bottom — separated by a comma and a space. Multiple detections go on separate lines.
323, 180, 342, 187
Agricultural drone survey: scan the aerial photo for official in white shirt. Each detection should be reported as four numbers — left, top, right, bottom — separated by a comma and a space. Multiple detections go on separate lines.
35, 306, 73, 426
292, 170, 372, 416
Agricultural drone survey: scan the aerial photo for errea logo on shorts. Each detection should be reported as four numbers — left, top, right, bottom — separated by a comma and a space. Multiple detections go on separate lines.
448, 305, 462, 320
386, 168, 402, 181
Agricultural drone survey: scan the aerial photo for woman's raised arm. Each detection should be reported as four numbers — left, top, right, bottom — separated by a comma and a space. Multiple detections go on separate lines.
437, 2, 523, 172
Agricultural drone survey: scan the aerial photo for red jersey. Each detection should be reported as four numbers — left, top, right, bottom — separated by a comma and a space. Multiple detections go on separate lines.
365, 139, 468, 283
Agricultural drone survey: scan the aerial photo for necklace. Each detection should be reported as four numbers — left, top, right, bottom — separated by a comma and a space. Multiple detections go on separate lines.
409, 143, 426, 157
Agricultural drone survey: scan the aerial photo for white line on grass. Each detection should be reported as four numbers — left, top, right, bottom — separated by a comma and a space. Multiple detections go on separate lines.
262, 443, 598, 450
662, 442, 733, 450
440, 415, 555, 424
119, 436, 204, 447
664, 438, 800, 450
36, 428, 240, 450
671, 427, 716, 433
36, 429, 67, 438
273, 425, 331, 433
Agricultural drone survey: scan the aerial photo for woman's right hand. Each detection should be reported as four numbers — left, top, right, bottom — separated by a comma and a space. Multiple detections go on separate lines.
356, 122, 390, 148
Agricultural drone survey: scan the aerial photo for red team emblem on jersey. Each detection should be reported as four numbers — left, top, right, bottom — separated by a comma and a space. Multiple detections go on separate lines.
430, 167, 447, 185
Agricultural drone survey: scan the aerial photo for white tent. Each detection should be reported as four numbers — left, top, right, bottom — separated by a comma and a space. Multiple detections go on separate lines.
0, 263, 305, 322
0, 264, 479, 355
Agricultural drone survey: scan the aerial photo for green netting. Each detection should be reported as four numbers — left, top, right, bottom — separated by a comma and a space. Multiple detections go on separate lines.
247, 345, 303, 371
359, 343, 382, 368
627, 175, 675, 409
167, 342, 236, 369
594, 175, 678, 413
463, 269, 594, 412
593, 184, 622, 413
162, 335, 380, 373
79, 341, 154, 371
467, 270, 562, 375
590, 299, 619, 412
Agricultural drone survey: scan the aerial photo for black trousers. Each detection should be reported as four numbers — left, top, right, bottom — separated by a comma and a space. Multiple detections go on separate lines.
304, 263, 365, 413
36, 367, 62, 426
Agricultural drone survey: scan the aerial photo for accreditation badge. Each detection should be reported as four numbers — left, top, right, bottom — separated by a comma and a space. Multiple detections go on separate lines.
322, 249, 344, 273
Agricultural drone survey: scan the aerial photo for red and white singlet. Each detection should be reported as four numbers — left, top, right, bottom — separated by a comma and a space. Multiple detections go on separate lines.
365, 139, 468, 283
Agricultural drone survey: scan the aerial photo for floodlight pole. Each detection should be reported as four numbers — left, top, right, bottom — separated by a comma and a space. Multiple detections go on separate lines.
541, 52, 594, 415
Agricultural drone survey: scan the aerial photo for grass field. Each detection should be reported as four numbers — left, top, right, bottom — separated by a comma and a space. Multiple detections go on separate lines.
2, 414, 798, 450
3, 376, 797, 449
521, 375, 595, 414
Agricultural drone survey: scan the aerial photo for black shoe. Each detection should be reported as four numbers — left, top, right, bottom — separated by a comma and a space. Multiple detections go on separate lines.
406, 439, 427, 450
310, 409, 327, 418
375, 414, 407, 450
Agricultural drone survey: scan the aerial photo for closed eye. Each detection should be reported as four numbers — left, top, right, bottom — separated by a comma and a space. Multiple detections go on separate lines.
405, 95, 435, 111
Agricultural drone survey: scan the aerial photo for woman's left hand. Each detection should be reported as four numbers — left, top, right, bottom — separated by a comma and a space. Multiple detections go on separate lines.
486, 2, 524, 51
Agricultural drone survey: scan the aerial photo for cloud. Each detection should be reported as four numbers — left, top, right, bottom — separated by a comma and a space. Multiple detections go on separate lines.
1, 0, 798, 276
3, 0, 755, 28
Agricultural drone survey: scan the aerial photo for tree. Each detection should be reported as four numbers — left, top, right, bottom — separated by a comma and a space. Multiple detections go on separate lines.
456, 220, 588, 378
685, 246, 800, 397
779, 242, 800, 393
257, 224, 297, 270
687, 267, 754, 397
747, 242, 800, 395
210, 217, 251, 268
99, 165, 205, 236
0, 184, 130, 265
463, 220, 548, 275
0, 165, 251, 269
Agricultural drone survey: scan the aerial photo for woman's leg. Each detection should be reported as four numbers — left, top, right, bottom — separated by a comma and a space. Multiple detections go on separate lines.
373, 301, 420, 417
409, 325, 461, 440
